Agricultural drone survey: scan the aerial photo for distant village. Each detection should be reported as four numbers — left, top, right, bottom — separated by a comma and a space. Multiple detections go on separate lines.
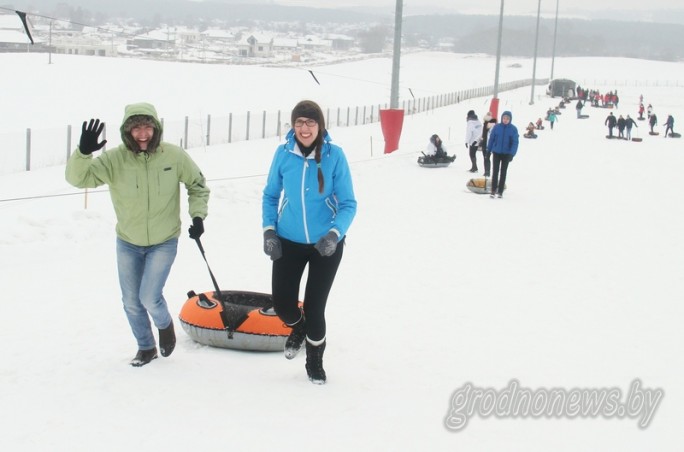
0, 11, 390, 65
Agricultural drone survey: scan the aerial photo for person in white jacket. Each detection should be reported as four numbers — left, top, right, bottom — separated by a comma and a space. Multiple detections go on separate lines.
465, 110, 483, 173
425, 134, 447, 157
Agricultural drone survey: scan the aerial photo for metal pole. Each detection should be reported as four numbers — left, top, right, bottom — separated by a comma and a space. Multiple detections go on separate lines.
207, 114, 212, 146
48, 20, 53, 64
66, 124, 72, 161
550, 0, 560, 81
183, 116, 188, 149
25, 128, 31, 171
530, 0, 542, 105
493, 0, 505, 98
390, 0, 403, 109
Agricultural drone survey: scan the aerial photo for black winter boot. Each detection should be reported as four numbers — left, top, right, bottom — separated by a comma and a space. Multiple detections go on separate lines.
284, 315, 306, 360
305, 339, 327, 385
130, 348, 158, 367
159, 321, 176, 357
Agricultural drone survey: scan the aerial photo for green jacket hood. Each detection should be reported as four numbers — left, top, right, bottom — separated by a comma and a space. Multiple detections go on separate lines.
119, 102, 163, 145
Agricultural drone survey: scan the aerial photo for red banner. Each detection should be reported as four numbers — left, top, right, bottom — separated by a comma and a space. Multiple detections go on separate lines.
379, 109, 405, 154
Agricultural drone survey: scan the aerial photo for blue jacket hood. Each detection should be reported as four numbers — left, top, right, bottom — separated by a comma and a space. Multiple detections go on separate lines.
501, 111, 513, 122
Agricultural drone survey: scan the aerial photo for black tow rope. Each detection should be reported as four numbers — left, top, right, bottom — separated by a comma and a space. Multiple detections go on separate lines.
194, 237, 234, 338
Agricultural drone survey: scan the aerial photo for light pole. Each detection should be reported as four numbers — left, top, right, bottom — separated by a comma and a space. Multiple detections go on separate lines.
530, 0, 542, 104
379, 0, 405, 154
490, 0, 505, 119
390, 0, 403, 109
550, 0, 560, 81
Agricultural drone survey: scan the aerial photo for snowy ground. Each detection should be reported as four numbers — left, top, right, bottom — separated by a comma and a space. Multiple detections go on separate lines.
0, 52, 682, 451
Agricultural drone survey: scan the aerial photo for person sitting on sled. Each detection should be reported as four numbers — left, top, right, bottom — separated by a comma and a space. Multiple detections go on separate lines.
535, 118, 544, 130
524, 122, 537, 138
426, 134, 447, 159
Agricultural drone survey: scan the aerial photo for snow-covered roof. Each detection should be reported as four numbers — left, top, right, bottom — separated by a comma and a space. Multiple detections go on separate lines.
202, 29, 235, 39
0, 29, 33, 44
132, 29, 171, 42
273, 37, 298, 48
0, 13, 24, 31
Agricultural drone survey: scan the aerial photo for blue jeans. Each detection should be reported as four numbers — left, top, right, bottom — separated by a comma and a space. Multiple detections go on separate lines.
116, 237, 177, 350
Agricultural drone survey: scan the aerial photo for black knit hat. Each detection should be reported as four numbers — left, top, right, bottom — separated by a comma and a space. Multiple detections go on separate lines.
467, 110, 476, 119
291, 100, 324, 129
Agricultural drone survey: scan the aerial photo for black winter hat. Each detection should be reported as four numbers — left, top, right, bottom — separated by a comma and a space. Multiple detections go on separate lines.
291, 100, 324, 128
467, 110, 476, 118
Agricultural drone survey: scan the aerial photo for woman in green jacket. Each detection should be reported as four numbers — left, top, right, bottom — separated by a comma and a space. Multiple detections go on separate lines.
66, 102, 210, 367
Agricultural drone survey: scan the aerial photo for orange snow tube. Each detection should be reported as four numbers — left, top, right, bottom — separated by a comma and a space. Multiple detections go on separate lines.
179, 290, 295, 352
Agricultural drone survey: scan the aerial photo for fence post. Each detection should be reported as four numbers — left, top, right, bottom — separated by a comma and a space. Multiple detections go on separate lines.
337, 107, 340, 127
184, 116, 189, 150
346, 107, 350, 127
277, 110, 281, 139
228, 113, 233, 143
25, 128, 31, 171
66, 124, 72, 161
246, 111, 251, 141
355, 106, 359, 126
206, 114, 211, 146
262, 110, 266, 139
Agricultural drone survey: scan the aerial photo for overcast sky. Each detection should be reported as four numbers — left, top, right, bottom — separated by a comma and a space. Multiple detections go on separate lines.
276, 0, 682, 19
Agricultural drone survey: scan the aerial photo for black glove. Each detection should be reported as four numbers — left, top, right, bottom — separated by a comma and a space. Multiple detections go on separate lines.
314, 231, 339, 257
472, 141, 478, 147
508, 155, 514, 163
263, 229, 282, 261
79, 119, 107, 155
464, 143, 468, 149
188, 217, 204, 239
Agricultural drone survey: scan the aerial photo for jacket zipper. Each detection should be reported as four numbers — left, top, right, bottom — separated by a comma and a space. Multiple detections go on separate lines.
301, 158, 310, 243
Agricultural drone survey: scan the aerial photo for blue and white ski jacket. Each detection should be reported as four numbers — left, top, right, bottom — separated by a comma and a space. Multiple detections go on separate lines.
487, 111, 519, 157
262, 129, 357, 245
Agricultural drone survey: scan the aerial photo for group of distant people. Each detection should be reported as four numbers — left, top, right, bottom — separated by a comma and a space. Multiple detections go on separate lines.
605, 97, 675, 138
579, 86, 620, 108
426, 109, 519, 198
604, 111, 639, 139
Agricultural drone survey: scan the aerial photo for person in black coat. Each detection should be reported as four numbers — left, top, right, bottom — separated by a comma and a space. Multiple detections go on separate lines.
649, 113, 658, 134
480, 112, 497, 177
664, 115, 675, 137
605, 112, 617, 137
617, 115, 626, 139
625, 115, 638, 140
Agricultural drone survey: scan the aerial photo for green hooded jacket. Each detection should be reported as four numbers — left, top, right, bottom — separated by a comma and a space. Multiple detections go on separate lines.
65, 102, 210, 246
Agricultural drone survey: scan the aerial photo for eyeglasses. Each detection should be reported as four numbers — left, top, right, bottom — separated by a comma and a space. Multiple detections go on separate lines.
294, 118, 318, 128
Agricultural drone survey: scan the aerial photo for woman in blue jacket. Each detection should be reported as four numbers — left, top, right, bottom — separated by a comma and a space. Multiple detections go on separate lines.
487, 111, 519, 198
262, 100, 357, 384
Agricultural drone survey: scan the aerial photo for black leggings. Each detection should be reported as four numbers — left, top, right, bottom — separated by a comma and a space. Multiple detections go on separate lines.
491, 153, 510, 195
272, 237, 344, 342
469, 144, 479, 170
